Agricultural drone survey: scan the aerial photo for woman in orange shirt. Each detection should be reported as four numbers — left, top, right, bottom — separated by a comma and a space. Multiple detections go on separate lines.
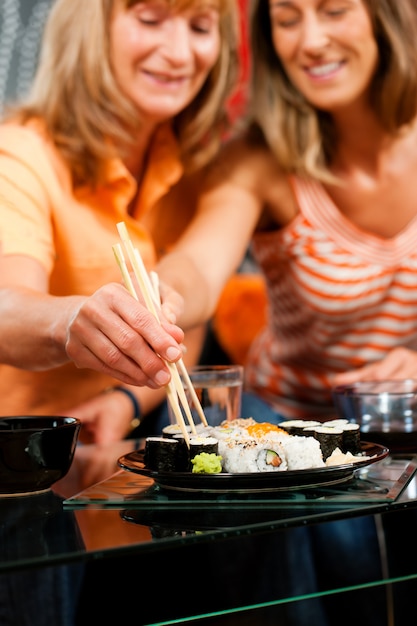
155, 0, 417, 421
0, 0, 240, 443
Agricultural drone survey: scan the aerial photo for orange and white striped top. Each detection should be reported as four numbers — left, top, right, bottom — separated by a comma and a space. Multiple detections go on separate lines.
245, 175, 417, 419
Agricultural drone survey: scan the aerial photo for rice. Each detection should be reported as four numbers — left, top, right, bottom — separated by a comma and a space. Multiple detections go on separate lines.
219, 438, 288, 473
277, 435, 325, 470
181, 419, 345, 473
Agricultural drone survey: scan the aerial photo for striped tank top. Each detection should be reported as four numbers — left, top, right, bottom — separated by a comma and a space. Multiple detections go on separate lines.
245, 175, 417, 419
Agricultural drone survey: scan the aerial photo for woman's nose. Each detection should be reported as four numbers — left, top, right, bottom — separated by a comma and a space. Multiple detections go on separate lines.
162, 19, 192, 64
300, 13, 330, 53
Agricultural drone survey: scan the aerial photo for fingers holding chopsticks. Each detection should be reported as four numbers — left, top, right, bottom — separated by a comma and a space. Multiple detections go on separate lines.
65, 282, 184, 387
113, 222, 208, 440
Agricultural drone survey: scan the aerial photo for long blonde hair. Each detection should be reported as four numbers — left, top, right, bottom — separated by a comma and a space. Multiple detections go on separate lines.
10, 0, 240, 185
248, 0, 417, 182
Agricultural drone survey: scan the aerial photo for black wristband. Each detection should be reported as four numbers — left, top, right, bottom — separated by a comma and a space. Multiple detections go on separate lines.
105, 386, 141, 429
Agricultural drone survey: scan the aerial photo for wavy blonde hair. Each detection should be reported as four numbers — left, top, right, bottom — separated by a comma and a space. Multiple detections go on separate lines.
11, 0, 240, 185
248, 0, 417, 182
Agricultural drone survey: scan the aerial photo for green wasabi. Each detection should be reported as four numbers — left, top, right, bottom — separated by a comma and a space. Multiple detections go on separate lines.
191, 452, 223, 474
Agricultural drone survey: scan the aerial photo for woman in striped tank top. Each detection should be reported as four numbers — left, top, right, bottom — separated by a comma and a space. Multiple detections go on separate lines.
153, 3, 417, 623
157, 0, 417, 425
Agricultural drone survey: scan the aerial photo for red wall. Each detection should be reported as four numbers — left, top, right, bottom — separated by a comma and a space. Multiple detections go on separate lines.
228, 0, 250, 121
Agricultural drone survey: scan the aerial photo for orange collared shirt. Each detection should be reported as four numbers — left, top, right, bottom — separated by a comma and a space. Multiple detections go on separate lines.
0, 121, 196, 414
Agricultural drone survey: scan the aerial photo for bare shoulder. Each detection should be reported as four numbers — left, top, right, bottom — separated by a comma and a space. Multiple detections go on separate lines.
204, 134, 280, 190
204, 132, 296, 228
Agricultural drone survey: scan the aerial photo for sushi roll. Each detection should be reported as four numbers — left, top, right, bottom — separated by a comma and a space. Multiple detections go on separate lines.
210, 424, 245, 441
188, 436, 219, 470
340, 423, 361, 455
162, 424, 193, 439
279, 420, 321, 436
256, 446, 287, 472
324, 419, 350, 428
172, 433, 190, 471
220, 439, 287, 473
245, 422, 289, 440
194, 422, 214, 436
313, 426, 344, 460
278, 435, 325, 470
144, 437, 179, 472
301, 425, 320, 438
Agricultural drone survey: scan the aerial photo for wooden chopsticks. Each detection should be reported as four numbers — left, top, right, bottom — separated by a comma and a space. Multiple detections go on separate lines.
112, 222, 207, 446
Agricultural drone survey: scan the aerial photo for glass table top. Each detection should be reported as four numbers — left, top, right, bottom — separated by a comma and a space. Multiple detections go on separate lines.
3, 440, 417, 626
1, 438, 417, 574
64, 453, 417, 509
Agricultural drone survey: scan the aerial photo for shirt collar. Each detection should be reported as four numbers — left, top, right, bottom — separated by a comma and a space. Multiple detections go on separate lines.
103, 123, 184, 218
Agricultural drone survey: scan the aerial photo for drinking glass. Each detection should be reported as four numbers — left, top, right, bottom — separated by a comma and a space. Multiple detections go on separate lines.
169, 364, 243, 428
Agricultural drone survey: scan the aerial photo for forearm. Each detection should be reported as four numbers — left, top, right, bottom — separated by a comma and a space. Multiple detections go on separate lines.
154, 177, 260, 330
0, 287, 84, 369
156, 252, 220, 330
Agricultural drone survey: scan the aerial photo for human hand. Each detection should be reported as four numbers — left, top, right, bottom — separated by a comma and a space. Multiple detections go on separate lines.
333, 347, 417, 385
65, 283, 184, 388
62, 389, 136, 445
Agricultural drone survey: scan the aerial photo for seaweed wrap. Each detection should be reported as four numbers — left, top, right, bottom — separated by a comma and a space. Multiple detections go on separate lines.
172, 433, 190, 471
313, 426, 343, 460
325, 419, 350, 428
188, 436, 219, 470
144, 437, 179, 472
279, 420, 321, 436
340, 423, 361, 455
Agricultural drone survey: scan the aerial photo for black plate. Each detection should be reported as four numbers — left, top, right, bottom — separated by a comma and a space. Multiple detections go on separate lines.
118, 442, 389, 493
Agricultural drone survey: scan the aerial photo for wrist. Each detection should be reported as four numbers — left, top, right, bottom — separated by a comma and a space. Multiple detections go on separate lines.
104, 386, 141, 430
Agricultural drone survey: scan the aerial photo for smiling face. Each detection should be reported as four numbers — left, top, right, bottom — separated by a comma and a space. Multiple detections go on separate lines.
268, 0, 379, 113
110, 0, 222, 124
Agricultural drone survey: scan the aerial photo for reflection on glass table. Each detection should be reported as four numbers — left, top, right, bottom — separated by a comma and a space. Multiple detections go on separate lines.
0, 489, 84, 562
2, 440, 417, 626
0, 436, 415, 574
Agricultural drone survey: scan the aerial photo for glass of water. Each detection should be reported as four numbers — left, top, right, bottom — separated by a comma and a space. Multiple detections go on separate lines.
169, 364, 244, 427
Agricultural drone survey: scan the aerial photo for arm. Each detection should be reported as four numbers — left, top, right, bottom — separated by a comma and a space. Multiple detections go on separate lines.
157, 139, 264, 329
0, 128, 183, 388
0, 253, 183, 387
332, 347, 417, 385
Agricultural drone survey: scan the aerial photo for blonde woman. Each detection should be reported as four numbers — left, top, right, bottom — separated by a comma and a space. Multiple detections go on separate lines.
0, 0, 240, 442
157, 0, 417, 421
148, 2, 417, 623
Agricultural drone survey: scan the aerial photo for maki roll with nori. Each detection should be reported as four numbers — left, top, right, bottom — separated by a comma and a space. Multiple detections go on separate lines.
279, 420, 321, 436
172, 433, 190, 471
313, 426, 343, 460
340, 423, 361, 455
301, 425, 320, 438
144, 437, 179, 472
162, 424, 193, 438
188, 436, 219, 470
325, 419, 349, 428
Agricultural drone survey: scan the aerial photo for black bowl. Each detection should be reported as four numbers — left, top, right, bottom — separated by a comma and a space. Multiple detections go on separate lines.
0, 416, 81, 496
332, 380, 417, 452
